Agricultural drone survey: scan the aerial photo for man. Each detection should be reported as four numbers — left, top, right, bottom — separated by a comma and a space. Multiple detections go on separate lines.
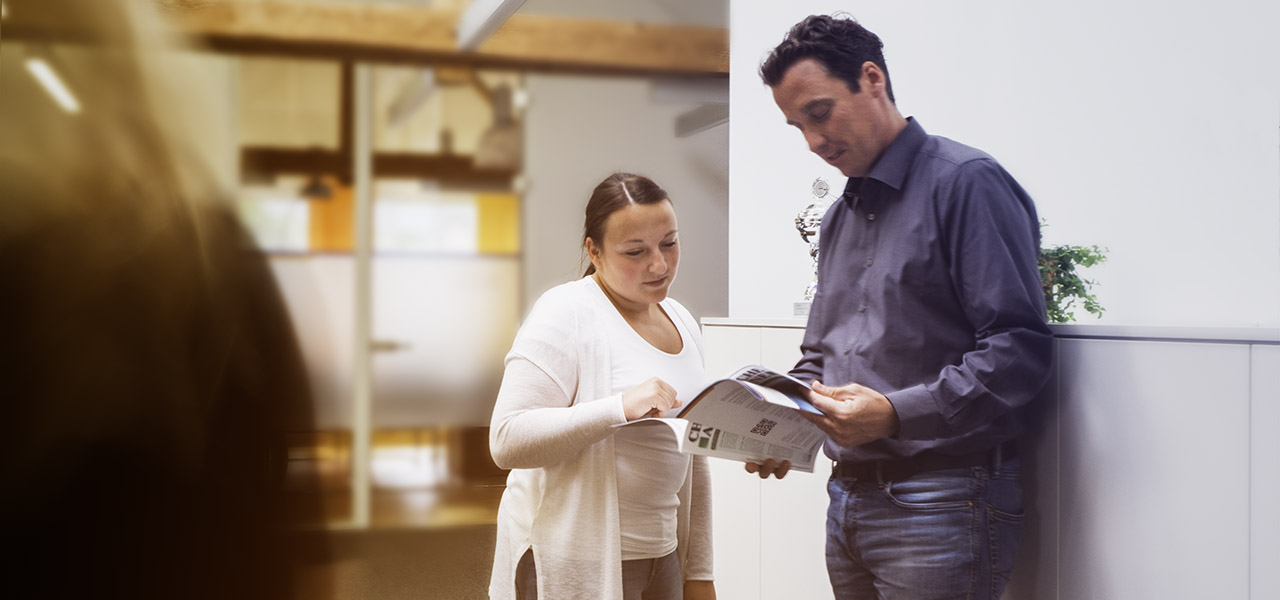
747, 14, 1054, 600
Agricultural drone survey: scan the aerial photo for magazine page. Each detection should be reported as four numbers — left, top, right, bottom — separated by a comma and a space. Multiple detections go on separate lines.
612, 365, 829, 472
727, 365, 821, 414
675, 380, 825, 472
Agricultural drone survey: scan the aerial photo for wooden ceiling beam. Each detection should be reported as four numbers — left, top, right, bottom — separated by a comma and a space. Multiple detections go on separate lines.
241, 147, 518, 188
3, 0, 729, 77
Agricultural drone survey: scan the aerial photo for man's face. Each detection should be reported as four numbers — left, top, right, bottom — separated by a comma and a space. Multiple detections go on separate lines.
771, 58, 892, 178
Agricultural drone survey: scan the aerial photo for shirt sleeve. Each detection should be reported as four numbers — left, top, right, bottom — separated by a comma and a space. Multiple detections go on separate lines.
887, 159, 1054, 441
488, 288, 629, 469
791, 331, 824, 387
790, 274, 827, 385
791, 202, 844, 385
489, 357, 627, 469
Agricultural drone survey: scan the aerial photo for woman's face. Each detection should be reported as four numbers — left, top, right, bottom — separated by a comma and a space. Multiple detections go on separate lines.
588, 200, 680, 311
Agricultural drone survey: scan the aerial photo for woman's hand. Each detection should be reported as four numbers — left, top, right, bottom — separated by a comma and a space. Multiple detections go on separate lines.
684, 580, 716, 600
621, 377, 681, 421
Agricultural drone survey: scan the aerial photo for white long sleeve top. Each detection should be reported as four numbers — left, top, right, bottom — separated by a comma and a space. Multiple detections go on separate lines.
487, 277, 714, 600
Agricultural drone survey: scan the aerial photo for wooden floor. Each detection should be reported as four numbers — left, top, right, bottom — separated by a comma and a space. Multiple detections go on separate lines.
281, 428, 504, 598
284, 427, 506, 529
292, 525, 497, 599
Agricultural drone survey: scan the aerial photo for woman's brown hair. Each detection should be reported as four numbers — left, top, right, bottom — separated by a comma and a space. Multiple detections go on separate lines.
582, 172, 671, 276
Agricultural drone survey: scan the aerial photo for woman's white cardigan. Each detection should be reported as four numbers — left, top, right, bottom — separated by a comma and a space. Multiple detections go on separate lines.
488, 277, 713, 600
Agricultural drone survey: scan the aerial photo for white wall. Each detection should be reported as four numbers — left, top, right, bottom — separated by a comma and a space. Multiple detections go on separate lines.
523, 74, 730, 321
730, 0, 1280, 327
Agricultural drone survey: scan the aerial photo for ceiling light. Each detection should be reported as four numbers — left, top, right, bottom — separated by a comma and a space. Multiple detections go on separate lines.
25, 57, 81, 114
675, 104, 729, 138
387, 69, 437, 130
456, 0, 527, 51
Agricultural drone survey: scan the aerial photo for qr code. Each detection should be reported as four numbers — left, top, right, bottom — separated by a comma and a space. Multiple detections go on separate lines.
750, 418, 778, 437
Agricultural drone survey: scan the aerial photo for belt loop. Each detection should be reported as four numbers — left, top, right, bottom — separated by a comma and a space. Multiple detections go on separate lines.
993, 443, 1003, 477
874, 461, 885, 486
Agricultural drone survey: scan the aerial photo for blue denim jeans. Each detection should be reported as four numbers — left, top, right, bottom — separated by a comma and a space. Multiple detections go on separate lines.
825, 459, 1023, 600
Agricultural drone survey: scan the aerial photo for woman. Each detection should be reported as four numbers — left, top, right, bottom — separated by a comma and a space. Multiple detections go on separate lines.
488, 173, 715, 600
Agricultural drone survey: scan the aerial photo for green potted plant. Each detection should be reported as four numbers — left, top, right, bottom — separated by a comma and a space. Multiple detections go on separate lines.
1039, 220, 1107, 323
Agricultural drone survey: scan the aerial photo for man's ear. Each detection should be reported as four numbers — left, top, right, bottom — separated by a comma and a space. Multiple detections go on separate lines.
862, 61, 886, 95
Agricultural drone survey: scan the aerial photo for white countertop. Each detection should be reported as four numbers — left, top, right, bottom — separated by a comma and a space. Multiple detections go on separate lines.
701, 317, 1280, 345
701, 317, 809, 328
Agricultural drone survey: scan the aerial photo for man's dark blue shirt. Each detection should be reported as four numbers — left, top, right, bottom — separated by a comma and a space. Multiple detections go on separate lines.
791, 117, 1054, 462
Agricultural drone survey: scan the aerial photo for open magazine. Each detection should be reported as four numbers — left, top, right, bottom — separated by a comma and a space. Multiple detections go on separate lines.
615, 365, 828, 473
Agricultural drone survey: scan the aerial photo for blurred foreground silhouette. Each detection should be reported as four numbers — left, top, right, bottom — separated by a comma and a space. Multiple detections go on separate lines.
0, 1, 325, 597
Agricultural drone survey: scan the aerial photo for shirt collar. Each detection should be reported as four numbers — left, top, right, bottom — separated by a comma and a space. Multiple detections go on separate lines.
842, 116, 927, 201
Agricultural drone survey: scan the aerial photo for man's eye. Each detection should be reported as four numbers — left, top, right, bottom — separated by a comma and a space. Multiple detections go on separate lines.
662, 241, 678, 248
626, 250, 644, 256
810, 110, 829, 121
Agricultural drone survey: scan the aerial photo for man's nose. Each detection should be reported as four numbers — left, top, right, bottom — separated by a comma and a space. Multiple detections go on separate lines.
805, 131, 828, 155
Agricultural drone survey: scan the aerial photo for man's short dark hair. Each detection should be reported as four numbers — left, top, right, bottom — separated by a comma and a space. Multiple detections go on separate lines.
759, 14, 895, 104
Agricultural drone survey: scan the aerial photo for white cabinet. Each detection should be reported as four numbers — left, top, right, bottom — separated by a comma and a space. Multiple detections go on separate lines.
703, 320, 1279, 600
1252, 345, 1280, 600
1057, 340, 1251, 599
703, 324, 833, 600
702, 325, 765, 600
1005, 339, 1060, 600
756, 328, 833, 600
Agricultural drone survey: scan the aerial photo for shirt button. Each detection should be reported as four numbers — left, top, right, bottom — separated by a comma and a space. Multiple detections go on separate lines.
858, 305, 867, 313
867, 213, 876, 221
865, 258, 873, 267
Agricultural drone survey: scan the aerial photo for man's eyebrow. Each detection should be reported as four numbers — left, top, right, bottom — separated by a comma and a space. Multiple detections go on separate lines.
787, 98, 832, 126
804, 98, 833, 112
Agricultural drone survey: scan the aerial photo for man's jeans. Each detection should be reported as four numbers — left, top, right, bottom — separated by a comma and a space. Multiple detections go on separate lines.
825, 459, 1023, 600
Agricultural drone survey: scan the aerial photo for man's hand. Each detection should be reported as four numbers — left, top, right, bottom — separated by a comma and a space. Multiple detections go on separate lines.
802, 381, 900, 448
744, 458, 792, 480
684, 580, 716, 600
